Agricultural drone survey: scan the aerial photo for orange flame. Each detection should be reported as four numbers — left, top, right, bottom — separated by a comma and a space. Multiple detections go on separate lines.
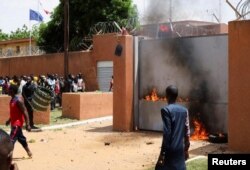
191, 119, 208, 140
144, 88, 166, 102
144, 88, 189, 102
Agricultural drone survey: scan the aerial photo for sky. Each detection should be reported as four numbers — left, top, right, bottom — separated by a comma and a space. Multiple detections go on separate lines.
0, 0, 59, 33
0, 0, 239, 34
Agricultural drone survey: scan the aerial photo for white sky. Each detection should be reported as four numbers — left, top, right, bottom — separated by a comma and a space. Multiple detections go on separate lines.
0, 0, 238, 34
0, 0, 59, 33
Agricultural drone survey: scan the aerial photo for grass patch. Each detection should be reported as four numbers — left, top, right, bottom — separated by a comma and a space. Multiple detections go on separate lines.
146, 157, 207, 170
49, 108, 77, 125
186, 157, 207, 170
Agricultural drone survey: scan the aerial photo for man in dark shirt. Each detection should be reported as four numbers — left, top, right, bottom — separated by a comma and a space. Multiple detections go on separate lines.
156, 85, 190, 170
22, 76, 37, 129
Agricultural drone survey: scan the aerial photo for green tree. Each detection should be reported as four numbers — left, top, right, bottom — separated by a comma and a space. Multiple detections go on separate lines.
9, 25, 30, 39
0, 25, 39, 41
0, 29, 9, 41
37, 0, 138, 53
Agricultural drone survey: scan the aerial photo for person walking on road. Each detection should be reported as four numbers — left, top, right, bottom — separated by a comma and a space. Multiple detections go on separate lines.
155, 85, 190, 170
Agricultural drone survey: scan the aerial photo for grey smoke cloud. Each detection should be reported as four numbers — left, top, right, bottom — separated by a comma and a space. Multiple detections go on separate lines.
133, 0, 237, 24
144, 0, 220, 23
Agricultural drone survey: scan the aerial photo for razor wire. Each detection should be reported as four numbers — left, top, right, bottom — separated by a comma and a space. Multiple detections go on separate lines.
236, 0, 250, 19
80, 17, 138, 51
77, 21, 122, 51
172, 24, 218, 37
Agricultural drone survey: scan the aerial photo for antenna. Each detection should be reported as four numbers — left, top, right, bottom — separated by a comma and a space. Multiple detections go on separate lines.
169, 0, 172, 21
212, 13, 220, 23
219, 0, 222, 22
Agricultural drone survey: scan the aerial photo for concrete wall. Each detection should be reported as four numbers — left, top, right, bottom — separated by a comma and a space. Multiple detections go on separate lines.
0, 95, 50, 125
0, 34, 129, 92
0, 50, 97, 91
33, 108, 50, 125
0, 95, 11, 124
92, 34, 134, 131
228, 20, 250, 152
113, 35, 134, 131
62, 92, 113, 120
0, 34, 135, 131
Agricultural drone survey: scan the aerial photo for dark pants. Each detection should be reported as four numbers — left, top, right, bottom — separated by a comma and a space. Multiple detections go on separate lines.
50, 97, 56, 110
24, 100, 34, 127
155, 151, 186, 170
56, 93, 62, 107
10, 126, 28, 148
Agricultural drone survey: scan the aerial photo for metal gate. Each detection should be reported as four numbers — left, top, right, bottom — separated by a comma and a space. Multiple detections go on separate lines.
97, 61, 113, 92
134, 35, 228, 133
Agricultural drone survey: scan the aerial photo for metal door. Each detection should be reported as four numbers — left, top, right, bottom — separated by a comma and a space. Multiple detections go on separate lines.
97, 61, 113, 92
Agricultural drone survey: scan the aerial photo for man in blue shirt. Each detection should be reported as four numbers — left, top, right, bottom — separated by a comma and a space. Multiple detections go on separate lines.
156, 85, 190, 170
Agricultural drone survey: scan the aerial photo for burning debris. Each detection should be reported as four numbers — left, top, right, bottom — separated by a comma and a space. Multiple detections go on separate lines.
190, 118, 209, 140
208, 133, 228, 143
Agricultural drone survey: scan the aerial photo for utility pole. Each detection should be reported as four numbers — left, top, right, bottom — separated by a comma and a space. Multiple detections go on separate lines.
169, 0, 172, 21
64, 0, 69, 77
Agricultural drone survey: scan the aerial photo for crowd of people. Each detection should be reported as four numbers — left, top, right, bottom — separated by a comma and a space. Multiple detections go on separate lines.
0, 73, 86, 109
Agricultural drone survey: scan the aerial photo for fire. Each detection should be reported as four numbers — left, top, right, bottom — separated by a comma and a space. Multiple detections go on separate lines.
144, 88, 166, 102
191, 119, 208, 140
144, 88, 188, 102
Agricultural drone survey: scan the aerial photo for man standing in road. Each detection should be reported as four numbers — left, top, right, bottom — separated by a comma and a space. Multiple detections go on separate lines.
156, 85, 190, 170
22, 76, 37, 129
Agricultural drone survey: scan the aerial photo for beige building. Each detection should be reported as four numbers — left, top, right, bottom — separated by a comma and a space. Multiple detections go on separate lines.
0, 38, 37, 57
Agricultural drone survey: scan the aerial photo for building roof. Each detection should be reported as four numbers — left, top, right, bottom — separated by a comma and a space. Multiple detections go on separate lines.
0, 38, 35, 45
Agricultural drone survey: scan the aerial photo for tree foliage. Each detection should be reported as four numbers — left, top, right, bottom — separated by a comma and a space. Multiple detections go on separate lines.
0, 29, 9, 41
0, 25, 39, 41
37, 0, 138, 53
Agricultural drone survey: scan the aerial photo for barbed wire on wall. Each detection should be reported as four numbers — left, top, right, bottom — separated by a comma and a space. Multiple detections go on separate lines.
80, 17, 138, 51
172, 24, 218, 37
236, 0, 250, 19
78, 21, 122, 51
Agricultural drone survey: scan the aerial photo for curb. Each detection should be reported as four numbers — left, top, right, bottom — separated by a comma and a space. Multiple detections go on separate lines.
186, 155, 207, 163
41, 116, 113, 131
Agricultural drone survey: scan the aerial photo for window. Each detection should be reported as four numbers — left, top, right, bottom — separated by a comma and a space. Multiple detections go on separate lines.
16, 46, 20, 54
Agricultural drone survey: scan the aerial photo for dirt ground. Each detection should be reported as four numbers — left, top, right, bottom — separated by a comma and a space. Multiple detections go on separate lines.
13, 118, 229, 170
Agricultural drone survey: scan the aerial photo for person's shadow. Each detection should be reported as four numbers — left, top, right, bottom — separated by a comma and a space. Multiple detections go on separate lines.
13, 157, 32, 161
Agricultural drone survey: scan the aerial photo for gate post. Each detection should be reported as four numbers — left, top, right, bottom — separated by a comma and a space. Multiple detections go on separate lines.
228, 20, 250, 152
113, 35, 134, 131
